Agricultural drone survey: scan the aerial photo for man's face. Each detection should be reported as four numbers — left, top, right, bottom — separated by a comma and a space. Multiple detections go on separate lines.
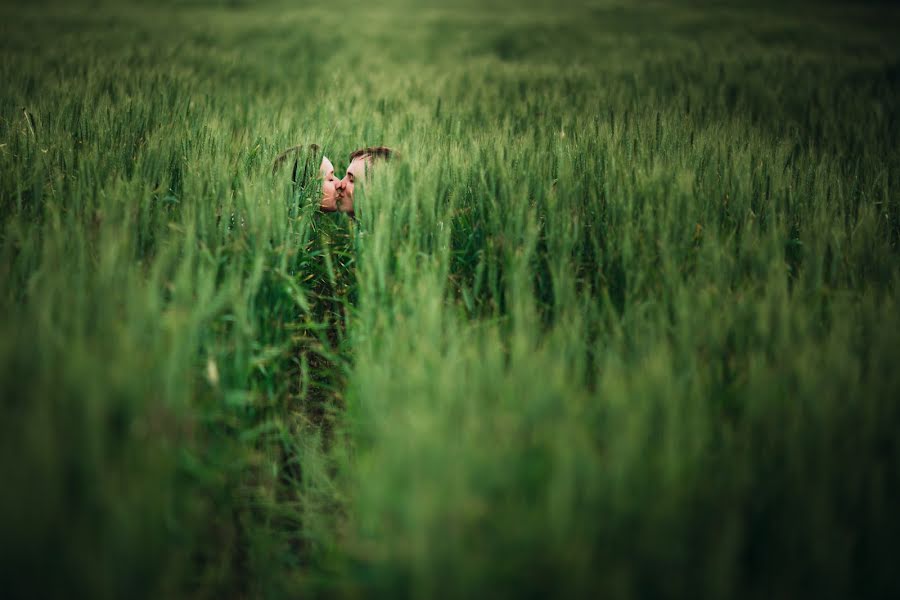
333, 154, 370, 214
319, 156, 337, 211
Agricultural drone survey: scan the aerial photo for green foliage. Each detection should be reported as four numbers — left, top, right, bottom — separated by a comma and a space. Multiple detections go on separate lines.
1, 0, 899, 598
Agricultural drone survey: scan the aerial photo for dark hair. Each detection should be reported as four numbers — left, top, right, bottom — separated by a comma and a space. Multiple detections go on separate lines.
348, 145, 396, 162
271, 143, 322, 184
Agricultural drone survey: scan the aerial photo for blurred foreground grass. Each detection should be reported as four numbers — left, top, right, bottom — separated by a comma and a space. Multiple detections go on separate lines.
2, 0, 900, 597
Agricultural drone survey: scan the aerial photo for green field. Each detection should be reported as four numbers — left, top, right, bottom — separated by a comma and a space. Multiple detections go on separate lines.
2, 0, 900, 597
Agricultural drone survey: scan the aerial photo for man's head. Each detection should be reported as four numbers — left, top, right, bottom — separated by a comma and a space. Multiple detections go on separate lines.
333, 146, 395, 215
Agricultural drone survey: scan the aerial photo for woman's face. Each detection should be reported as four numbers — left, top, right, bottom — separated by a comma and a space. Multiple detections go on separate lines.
319, 156, 338, 211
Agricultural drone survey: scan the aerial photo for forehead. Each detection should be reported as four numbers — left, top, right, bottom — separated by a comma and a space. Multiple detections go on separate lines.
346, 155, 370, 177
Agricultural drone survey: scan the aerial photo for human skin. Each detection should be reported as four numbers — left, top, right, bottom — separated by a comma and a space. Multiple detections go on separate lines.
272, 145, 390, 214
333, 154, 370, 215
319, 156, 338, 211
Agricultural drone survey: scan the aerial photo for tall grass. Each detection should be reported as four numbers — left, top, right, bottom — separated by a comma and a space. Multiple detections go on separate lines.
1, 0, 899, 597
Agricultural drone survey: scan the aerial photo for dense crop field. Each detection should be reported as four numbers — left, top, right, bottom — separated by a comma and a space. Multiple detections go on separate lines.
2, 0, 900, 597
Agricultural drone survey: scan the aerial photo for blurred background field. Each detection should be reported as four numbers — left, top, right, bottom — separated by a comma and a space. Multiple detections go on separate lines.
2, 0, 900, 597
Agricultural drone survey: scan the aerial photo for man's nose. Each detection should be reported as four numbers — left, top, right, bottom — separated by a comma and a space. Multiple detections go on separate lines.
334, 179, 345, 192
